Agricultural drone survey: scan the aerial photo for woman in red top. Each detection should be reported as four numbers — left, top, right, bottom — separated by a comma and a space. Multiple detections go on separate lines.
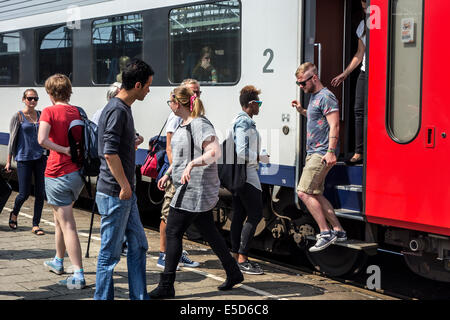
38, 74, 86, 289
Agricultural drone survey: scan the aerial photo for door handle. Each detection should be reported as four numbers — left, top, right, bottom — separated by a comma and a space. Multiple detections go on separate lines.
425, 126, 435, 148
314, 43, 322, 78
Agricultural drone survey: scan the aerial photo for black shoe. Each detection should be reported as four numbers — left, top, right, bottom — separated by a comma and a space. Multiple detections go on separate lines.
238, 261, 264, 275
218, 272, 244, 291
9, 212, 17, 230
149, 272, 176, 299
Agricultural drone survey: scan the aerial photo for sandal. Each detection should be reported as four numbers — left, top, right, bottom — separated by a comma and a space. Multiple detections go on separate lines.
9, 212, 18, 230
32, 227, 45, 236
346, 154, 363, 165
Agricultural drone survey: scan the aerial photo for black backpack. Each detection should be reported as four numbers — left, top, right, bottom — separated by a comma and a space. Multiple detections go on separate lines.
217, 125, 247, 194
68, 106, 100, 197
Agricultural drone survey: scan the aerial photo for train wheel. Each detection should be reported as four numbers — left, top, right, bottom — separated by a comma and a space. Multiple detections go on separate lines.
403, 252, 450, 283
305, 245, 368, 277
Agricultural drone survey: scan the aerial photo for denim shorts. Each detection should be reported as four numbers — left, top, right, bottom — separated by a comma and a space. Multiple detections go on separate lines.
45, 171, 84, 206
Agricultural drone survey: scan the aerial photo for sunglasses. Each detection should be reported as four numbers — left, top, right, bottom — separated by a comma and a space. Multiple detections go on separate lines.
26, 97, 39, 101
166, 100, 175, 107
296, 75, 314, 87
193, 90, 202, 97
250, 100, 263, 107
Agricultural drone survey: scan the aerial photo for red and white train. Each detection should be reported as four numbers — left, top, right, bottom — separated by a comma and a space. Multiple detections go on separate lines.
0, 0, 448, 282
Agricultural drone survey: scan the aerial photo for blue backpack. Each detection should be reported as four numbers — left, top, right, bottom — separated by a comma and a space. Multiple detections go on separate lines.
68, 106, 100, 197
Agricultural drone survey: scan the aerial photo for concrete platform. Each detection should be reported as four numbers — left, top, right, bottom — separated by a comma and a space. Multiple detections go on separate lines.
0, 191, 397, 301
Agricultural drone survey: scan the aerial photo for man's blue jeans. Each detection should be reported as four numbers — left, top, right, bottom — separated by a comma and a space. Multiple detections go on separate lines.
94, 192, 149, 300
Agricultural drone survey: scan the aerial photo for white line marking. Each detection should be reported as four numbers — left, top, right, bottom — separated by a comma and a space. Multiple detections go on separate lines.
3, 207, 287, 300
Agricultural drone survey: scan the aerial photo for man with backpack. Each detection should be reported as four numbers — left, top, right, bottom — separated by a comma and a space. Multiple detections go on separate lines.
94, 59, 154, 300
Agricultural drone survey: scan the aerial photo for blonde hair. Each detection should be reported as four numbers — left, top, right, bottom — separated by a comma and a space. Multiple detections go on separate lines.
173, 85, 205, 118
45, 74, 72, 102
181, 78, 199, 86
295, 62, 318, 78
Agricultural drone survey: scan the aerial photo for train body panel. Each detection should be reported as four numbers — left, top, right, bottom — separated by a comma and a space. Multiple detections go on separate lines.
0, 0, 302, 189
366, 0, 450, 237
1, 0, 450, 281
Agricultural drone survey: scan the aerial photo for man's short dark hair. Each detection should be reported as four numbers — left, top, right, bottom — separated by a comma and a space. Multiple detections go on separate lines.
121, 59, 155, 90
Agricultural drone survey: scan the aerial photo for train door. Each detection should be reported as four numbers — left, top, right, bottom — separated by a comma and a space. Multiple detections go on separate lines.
303, 0, 366, 159
366, 0, 450, 236
299, 0, 371, 276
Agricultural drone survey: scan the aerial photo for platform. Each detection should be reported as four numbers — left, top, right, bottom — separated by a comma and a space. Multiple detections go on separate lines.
0, 191, 396, 301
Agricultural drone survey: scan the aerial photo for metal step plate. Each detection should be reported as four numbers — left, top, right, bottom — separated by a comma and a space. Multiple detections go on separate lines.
335, 208, 365, 221
335, 185, 363, 192
306, 235, 378, 254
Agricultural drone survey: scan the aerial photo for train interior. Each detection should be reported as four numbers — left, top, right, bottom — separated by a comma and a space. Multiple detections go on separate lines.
312, 0, 367, 220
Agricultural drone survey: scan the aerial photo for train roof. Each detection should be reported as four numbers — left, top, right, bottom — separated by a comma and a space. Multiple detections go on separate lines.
0, 0, 112, 22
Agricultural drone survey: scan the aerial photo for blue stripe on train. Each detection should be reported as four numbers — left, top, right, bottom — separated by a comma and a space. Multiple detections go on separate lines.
137, 148, 297, 188
1, 132, 297, 188
0, 132, 9, 145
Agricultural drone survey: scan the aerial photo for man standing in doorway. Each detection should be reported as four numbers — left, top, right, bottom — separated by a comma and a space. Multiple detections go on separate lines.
94, 59, 154, 300
292, 62, 347, 252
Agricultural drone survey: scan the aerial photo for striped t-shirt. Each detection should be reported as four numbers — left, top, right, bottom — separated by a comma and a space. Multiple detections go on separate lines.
170, 116, 220, 212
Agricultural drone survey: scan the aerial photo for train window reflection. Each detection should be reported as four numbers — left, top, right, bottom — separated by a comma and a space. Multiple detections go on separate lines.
36, 25, 73, 85
92, 14, 143, 84
169, 0, 241, 84
0, 32, 20, 85
388, 0, 423, 143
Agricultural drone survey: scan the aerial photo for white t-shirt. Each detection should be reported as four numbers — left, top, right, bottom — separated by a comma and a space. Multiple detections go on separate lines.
356, 20, 366, 72
166, 112, 183, 134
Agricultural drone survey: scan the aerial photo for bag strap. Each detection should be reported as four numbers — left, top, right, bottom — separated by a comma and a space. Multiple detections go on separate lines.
17, 111, 24, 124
174, 123, 195, 208
149, 116, 169, 154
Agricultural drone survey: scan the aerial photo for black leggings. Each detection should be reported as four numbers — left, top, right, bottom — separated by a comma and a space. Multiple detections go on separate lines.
164, 207, 237, 275
231, 183, 263, 256
354, 70, 367, 154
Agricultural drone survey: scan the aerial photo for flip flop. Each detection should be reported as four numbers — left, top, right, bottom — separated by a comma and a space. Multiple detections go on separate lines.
32, 227, 45, 235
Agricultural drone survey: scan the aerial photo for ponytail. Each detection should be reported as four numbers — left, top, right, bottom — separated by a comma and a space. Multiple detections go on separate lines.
173, 86, 205, 118
190, 96, 205, 118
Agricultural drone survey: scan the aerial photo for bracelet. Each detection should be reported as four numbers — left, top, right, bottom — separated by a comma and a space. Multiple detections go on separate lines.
165, 171, 171, 176
327, 149, 336, 153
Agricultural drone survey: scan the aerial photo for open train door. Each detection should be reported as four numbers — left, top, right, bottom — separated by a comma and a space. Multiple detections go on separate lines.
366, 0, 450, 236
300, 0, 370, 277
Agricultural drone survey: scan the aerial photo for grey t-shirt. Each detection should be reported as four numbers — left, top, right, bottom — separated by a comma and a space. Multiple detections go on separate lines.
170, 116, 220, 212
97, 97, 136, 197
306, 87, 340, 156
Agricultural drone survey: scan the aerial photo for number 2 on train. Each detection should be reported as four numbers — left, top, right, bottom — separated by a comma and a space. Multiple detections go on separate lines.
263, 48, 274, 73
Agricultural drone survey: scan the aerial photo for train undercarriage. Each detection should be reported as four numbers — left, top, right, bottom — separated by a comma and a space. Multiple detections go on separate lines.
211, 184, 450, 283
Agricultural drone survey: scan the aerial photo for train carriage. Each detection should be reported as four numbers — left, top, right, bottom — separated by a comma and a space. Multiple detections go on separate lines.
0, 0, 449, 283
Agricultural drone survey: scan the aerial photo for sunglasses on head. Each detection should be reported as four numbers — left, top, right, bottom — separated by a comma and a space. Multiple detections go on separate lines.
296, 75, 314, 87
250, 100, 263, 107
26, 97, 39, 101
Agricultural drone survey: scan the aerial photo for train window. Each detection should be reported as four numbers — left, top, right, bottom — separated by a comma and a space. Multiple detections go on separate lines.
92, 14, 143, 84
169, 0, 241, 84
387, 0, 423, 143
36, 25, 73, 85
0, 32, 20, 85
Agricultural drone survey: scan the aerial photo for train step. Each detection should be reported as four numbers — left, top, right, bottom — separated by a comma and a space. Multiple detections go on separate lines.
326, 162, 363, 186
335, 208, 365, 221
334, 184, 363, 212
306, 235, 378, 255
